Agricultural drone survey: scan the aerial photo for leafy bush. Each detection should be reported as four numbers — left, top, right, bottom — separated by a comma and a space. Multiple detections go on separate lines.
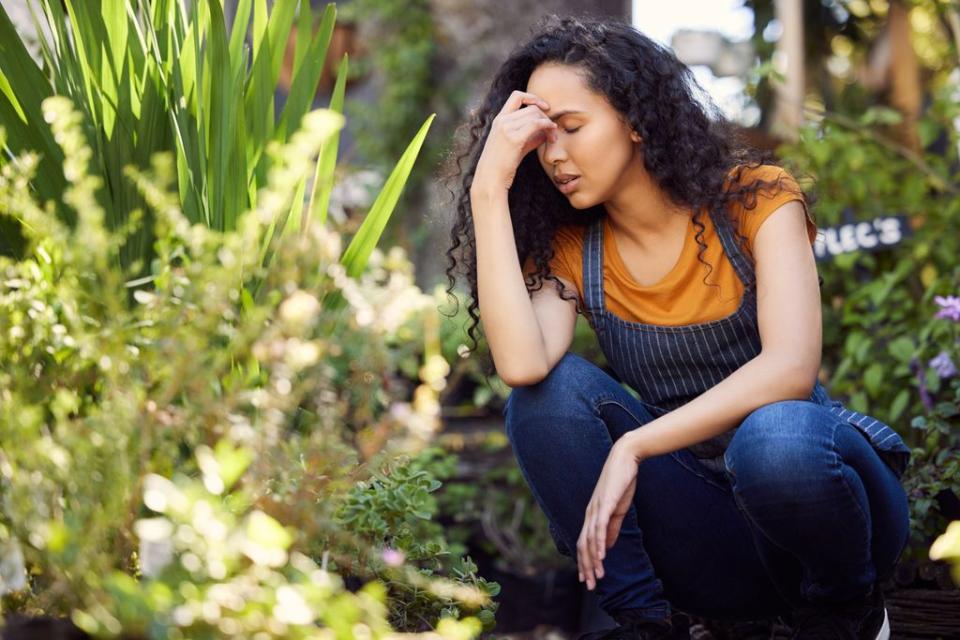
776, 78, 960, 559
0, 95, 492, 636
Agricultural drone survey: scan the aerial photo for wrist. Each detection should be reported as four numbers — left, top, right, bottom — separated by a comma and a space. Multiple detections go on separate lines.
621, 429, 648, 463
470, 184, 507, 205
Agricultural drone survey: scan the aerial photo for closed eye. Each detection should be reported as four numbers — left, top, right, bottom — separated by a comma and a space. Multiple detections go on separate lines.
564, 127, 581, 134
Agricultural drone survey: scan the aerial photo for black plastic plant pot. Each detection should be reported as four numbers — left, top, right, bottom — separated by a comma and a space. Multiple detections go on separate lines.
484, 565, 582, 633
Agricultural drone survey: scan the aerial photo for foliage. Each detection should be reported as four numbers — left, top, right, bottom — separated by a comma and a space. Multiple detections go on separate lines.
436, 459, 571, 577
338, 0, 468, 254
775, 75, 960, 559
335, 448, 500, 631
0, 94, 488, 636
0, 0, 433, 280
438, 306, 607, 414
71, 447, 404, 639
900, 292, 960, 560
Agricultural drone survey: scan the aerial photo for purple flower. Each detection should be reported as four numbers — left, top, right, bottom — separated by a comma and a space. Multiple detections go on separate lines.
934, 295, 960, 322
929, 351, 958, 379
381, 547, 405, 567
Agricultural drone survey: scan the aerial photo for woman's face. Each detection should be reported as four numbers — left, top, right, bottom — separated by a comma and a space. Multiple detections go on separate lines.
525, 63, 641, 208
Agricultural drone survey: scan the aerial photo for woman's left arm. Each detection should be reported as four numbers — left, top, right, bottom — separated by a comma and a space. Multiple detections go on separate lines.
624, 198, 822, 459
577, 199, 822, 590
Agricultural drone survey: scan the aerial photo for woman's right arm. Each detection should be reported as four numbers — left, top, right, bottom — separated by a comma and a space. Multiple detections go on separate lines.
468, 90, 580, 386
470, 187, 578, 387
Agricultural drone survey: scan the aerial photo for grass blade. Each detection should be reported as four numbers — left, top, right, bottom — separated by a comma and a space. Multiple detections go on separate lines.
341, 114, 436, 278
305, 52, 347, 230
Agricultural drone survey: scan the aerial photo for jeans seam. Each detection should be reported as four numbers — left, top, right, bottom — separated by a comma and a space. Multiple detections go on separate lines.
826, 416, 875, 596
726, 471, 801, 608
594, 396, 648, 427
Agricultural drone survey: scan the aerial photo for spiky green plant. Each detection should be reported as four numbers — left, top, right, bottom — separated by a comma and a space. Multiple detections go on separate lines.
0, 0, 433, 277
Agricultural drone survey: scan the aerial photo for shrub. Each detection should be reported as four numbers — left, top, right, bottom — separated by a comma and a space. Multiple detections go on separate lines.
0, 96, 492, 636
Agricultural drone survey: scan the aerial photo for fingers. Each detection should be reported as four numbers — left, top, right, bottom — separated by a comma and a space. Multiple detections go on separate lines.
577, 528, 595, 590
593, 505, 607, 572
577, 503, 608, 590
501, 89, 550, 115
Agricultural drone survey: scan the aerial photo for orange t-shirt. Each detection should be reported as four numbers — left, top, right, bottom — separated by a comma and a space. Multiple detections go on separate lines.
527, 165, 818, 326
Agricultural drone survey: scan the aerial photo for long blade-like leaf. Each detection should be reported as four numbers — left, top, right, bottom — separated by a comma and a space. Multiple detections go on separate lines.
228, 0, 253, 78
275, 2, 334, 142
305, 52, 347, 230
341, 114, 436, 278
204, 0, 239, 231
0, 4, 64, 203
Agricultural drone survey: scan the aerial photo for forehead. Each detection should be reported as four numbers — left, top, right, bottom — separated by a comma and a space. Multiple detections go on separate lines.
525, 63, 605, 109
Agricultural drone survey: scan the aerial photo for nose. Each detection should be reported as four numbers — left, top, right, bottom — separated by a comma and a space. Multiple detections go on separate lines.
539, 130, 567, 167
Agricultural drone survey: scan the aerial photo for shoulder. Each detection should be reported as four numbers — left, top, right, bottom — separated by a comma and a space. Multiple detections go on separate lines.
724, 164, 815, 246
725, 163, 801, 197
523, 223, 589, 281
552, 223, 587, 250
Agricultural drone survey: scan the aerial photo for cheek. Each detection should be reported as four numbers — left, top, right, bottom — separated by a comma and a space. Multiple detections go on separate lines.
582, 131, 633, 181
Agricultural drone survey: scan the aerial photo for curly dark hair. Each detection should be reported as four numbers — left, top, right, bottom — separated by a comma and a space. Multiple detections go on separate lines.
439, 13, 816, 379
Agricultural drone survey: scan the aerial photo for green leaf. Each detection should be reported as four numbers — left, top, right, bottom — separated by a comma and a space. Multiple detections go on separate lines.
341, 114, 436, 278
0, 4, 65, 203
863, 363, 884, 397
306, 52, 347, 229
213, 440, 254, 491
275, 3, 335, 142
228, 0, 253, 79
849, 391, 868, 413
888, 337, 916, 363
246, 510, 292, 551
889, 389, 909, 423
203, 0, 241, 231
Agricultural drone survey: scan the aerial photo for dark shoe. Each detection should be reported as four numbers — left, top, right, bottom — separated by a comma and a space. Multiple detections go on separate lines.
577, 612, 690, 640
787, 584, 890, 639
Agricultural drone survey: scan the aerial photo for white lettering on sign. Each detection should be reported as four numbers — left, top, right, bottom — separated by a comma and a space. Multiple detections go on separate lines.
855, 222, 878, 249
813, 215, 911, 261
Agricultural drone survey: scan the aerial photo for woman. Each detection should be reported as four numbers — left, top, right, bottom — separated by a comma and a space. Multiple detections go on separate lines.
443, 14, 911, 640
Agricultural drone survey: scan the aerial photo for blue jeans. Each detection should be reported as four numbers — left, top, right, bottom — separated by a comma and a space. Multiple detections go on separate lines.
503, 353, 911, 622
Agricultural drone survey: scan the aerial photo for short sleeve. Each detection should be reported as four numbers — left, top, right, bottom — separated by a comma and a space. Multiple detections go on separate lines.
733, 165, 818, 249
521, 224, 584, 284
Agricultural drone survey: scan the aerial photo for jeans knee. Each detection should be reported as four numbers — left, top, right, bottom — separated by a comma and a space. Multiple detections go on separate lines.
504, 352, 605, 437
725, 400, 832, 489
506, 352, 598, 410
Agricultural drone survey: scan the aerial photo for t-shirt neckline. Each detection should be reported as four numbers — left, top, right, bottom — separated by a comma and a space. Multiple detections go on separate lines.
603, 214, 695, 290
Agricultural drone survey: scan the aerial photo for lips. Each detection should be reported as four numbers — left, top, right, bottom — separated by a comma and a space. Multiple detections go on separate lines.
553, 173, 581, 194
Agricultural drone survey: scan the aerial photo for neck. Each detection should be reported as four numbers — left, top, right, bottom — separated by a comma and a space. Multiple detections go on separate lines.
602, 160, 690, 248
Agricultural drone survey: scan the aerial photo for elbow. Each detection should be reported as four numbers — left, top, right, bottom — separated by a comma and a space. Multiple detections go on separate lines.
766, 353, 819, 400
783, 363, 819, 400
498, 362, 550, 388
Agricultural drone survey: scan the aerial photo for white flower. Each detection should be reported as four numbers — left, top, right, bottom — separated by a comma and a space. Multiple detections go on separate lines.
134, 518, 175, 577
274, 585, 314, 625
279, 291, 320, 330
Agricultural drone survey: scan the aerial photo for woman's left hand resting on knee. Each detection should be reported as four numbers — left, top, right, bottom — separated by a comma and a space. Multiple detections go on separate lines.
577, 437, 641, 590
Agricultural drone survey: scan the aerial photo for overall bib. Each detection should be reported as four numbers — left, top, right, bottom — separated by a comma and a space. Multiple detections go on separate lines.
580, 209, 911, 479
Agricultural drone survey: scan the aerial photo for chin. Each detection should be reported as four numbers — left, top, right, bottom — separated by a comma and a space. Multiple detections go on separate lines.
566, 191, 597, 210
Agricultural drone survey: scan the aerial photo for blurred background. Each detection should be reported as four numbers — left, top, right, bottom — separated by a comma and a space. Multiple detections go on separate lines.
1, 1, 959, 639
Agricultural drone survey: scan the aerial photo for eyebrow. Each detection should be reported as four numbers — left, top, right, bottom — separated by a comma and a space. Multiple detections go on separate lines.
547, 110, 586, 121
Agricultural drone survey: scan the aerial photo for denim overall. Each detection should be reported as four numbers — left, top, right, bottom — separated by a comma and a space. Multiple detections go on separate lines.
580, 210, 912, 479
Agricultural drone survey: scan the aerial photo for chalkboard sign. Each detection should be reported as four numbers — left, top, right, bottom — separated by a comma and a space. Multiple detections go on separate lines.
813, 214, 912, 261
